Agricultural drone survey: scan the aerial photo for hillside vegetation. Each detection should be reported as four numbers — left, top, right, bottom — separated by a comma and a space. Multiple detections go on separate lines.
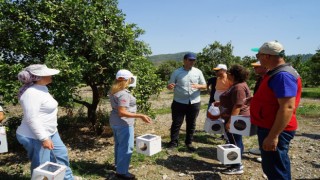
147, 52, 193, 65
148, 52, 314, 65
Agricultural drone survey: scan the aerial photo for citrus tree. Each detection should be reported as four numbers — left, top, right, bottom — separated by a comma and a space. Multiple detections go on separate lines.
0, 0, 164, 127
196, 41, 241, 80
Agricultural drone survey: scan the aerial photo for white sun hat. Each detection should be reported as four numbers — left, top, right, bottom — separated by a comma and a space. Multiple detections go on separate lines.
116, 69, 133, 80
25, 64, 60, 76
213, 64, 227, 71
116, 69, 137, 87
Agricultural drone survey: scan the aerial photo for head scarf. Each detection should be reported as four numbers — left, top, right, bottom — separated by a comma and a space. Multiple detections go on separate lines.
17, 70, 42, 99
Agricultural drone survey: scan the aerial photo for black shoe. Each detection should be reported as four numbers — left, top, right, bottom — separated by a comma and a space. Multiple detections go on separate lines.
115, 173, 136, 180
218, 135, 225, 140
221, 165, 244, 175
186, 144, 197, 152
167, 142, 178, 149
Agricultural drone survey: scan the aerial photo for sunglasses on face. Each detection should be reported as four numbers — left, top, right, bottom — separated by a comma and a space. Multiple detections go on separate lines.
256, 53, 267, 59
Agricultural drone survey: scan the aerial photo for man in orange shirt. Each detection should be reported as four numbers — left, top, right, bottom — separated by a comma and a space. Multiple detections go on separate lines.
0, 105, 5, 122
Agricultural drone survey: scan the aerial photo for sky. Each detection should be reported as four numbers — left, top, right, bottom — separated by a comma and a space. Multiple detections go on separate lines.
118, 0, 320, 57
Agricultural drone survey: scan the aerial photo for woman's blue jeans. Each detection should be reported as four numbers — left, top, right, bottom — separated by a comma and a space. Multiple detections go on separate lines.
16, 132, 74, 180
112, 125, 134, 175
226, 131, 243, 167
257, 127, 295, 180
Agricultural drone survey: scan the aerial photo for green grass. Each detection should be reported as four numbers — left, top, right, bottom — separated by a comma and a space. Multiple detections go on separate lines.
302, 87, 320, 99
153, 107, 171, 115
131, 148, 167, 167
297, 104, 320, 118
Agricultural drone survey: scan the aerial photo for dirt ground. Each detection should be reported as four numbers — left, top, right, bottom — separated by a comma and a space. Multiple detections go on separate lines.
0, 91, 319, 180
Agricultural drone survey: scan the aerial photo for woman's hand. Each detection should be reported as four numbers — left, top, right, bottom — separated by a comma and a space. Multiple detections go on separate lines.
243, 97, 252, 105
42, 139, 54, 150
141, 115, 152, 124
225, 120, 231, 132
213, 101, 220, 107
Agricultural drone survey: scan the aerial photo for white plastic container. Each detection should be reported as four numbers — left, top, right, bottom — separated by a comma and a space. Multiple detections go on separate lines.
204, 118, 225, 135
230, 115, 257, 136
207, 105, 220, 120
136, 134, 161, 156
31, 161, 66, 180
0, 126, 8, 153
217, 144, 241, 165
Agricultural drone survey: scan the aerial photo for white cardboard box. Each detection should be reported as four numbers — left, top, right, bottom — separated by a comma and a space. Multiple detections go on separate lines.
0, 126, 8, 153
230, 115, 257, 136
136, 134, 161, 156
31, 161, 66, 180
204, 118, 225, 135
217, 144, 241, 165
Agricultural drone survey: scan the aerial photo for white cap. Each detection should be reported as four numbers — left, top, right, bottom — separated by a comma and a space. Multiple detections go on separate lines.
25, 64, 60, 76
259, 40, 285, 56
116, 69, 133, 80
213, 64, 227, 71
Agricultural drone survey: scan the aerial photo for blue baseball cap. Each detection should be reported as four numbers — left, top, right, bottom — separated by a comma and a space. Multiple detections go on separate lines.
184, 53, 196, 60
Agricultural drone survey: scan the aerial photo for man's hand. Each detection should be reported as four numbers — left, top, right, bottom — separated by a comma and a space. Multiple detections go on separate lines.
191, 83, 206, 90
167, 83, 175, 90
262, 136, 278, 151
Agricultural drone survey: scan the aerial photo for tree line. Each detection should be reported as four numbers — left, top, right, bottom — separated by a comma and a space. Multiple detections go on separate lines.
155, 42, 320, 89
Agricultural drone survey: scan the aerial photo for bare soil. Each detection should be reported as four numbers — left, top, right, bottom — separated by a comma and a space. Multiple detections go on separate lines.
0, 91, 319, 180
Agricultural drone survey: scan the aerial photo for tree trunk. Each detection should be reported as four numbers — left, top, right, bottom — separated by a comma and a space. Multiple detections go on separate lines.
88, 84, 100, 126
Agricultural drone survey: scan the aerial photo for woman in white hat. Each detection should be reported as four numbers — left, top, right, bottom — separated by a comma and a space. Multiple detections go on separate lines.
16, 64, 78, 180
109, 69, 152, 179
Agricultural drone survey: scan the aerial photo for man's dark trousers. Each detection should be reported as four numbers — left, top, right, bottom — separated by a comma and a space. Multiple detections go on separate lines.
170, 100, 200, 145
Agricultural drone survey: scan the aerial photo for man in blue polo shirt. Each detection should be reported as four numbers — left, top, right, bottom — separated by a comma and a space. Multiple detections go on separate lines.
167, 52, 206, 151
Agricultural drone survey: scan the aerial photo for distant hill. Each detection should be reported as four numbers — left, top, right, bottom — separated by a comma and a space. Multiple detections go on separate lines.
147, 52, 193, 65
287, 53, 313, 62
148, 52, 314, 65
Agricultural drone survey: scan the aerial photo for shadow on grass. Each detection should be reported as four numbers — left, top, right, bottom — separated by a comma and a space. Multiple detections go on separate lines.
0, 152, 29, 166
196, 146, 217, 160
311, 161, 320, 169
156, 155, 222, 180
295, 132, 320, 140
57, 125, 113, 151
193, 131, 226, 145
70, 160, 115, 178
0, 172, 29, 180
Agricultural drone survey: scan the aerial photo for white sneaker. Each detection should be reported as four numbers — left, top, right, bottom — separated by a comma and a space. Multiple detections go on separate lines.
257, 157, 262, 163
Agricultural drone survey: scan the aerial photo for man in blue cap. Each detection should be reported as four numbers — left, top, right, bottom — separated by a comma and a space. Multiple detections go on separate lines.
167, 52, 206, 151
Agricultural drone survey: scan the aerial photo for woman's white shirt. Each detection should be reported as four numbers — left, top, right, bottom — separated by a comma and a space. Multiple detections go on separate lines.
16, 84, 58, 140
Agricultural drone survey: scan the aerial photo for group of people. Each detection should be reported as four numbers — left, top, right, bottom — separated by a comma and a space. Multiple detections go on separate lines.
166, 40, 301, 179
12, 40, 301, 180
